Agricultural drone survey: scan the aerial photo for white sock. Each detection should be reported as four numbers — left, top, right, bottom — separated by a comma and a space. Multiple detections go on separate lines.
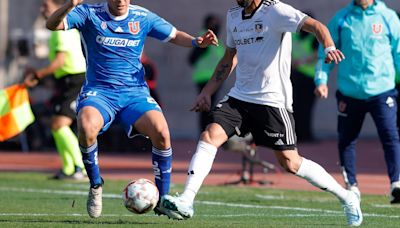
181, 141, 218, 203
296, 158, 351, 202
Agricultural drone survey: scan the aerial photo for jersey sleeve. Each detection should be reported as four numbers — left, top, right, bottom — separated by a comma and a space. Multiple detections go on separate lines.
226, 12, 235, 48
269, 2, 308, 33
147, 12, 176, 42
65, 4, 89, 30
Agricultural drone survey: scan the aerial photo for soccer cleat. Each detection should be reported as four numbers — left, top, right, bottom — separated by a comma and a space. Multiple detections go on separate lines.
348, 185, 361, 202
87, 185, 102, 218
154, 201, 183, 220
342, 191, 363, 226
390, 181, 400, 204
159, 195, 194, 220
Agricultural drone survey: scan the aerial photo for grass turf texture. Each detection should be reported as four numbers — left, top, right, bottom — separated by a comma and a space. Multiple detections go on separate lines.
0, 172, 399, 227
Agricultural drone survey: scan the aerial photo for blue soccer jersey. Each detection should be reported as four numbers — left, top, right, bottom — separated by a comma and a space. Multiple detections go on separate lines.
65, 3, 176, 89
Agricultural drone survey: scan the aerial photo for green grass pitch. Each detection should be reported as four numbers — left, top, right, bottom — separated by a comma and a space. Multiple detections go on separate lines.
0, 172, 399, 227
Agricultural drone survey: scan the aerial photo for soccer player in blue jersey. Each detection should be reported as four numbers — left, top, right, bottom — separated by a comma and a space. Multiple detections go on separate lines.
46, 0, 218, 219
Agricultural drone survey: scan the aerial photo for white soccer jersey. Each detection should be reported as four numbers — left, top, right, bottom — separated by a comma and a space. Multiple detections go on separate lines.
226, 0, 308, 112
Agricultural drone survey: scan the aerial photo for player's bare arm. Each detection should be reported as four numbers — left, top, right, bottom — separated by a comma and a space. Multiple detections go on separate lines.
46, 0, 82, 30
190, 48, 237, 112
169, 30, 219, 48
301, 17, 345, 64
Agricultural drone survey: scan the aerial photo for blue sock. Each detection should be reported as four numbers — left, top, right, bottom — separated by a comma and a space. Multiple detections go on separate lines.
152, 147, 172, 196
80, 141, 102, 187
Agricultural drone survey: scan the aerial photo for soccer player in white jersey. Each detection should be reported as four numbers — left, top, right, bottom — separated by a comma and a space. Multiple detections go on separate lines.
161, 0, 362, 226
46, 0, 218, 219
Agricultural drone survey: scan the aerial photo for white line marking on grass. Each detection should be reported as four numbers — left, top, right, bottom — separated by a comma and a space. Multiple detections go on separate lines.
372, 204, 399, 208
0, 187, 120, 199
0, 213, 150, 217
255, 194, 284, 200
198, 201, 341, 214
1, 187, 400, 219
201, 213, 339, 218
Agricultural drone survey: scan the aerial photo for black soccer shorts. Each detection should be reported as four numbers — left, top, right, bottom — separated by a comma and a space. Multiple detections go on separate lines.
52, 73, 85, 119
209, 96, 297, 151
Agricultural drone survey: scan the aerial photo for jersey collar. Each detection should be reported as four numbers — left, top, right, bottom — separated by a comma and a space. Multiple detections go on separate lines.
105, 3, 129, 21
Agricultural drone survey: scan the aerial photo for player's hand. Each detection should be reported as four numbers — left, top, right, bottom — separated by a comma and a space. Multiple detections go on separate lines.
196, 29, 219, 48
190, 92, 212, 112
314, 84, 328, 99
23, 68, 39, 88
324, 49, 345, 64
70, 0, 83, 7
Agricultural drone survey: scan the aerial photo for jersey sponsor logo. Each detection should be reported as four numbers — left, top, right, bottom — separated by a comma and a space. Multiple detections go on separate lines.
234, 36, 264, 45
96, 35, 141, 47
128, 21, 140, 35
372, 23, 382, 35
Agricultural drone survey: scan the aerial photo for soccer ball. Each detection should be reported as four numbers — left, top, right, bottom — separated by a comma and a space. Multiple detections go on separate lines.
122, 178, 159, 214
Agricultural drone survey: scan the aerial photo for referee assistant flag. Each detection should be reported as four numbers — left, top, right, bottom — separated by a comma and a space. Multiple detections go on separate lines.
0, 84, 35, 141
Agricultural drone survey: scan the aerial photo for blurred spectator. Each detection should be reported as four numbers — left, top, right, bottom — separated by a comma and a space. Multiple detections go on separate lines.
188, 14, 225, 132
315, 0, 400, 203
23, 0, 86, 180
142, 52, 161, 105
291, 11, 319, 142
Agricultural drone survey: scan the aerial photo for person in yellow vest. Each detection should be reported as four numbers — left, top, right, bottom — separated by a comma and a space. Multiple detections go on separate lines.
291, 15, 319, 142
189, 14, 225, 132
24, 0, 86, 180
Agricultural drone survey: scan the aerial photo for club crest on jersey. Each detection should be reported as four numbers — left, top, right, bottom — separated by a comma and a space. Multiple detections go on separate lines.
372, 23, 382, 34
255, 23, 263, 33
101, 21, 107, 30
128, 21, 140, 35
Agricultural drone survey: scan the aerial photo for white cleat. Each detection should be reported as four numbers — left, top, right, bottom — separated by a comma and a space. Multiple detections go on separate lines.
87, 186, 102, 218
390, 181, 400, 204
160, 195, 194, 220
342, 191, 363, 226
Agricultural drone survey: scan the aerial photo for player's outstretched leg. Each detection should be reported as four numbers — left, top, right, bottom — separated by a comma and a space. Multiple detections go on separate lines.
160, 141, 217, 219
295, 157, 362, 226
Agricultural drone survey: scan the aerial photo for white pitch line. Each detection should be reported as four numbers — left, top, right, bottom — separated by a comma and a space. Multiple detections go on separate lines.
0, 187, 399, 219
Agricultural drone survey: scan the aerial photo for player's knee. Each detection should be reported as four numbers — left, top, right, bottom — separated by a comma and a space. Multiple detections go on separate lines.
151, 126, 170, 149
279, 159, 300, 174
78, 116, 101, 145
200, 129, 226, 147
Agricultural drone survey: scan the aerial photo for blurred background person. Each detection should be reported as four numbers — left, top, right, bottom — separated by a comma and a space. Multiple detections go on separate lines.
315, 0, 400, 203
188, 14, 224, 133
142, 52, 161, 105
24, 0, 86, 180
291, 11, 319, 142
